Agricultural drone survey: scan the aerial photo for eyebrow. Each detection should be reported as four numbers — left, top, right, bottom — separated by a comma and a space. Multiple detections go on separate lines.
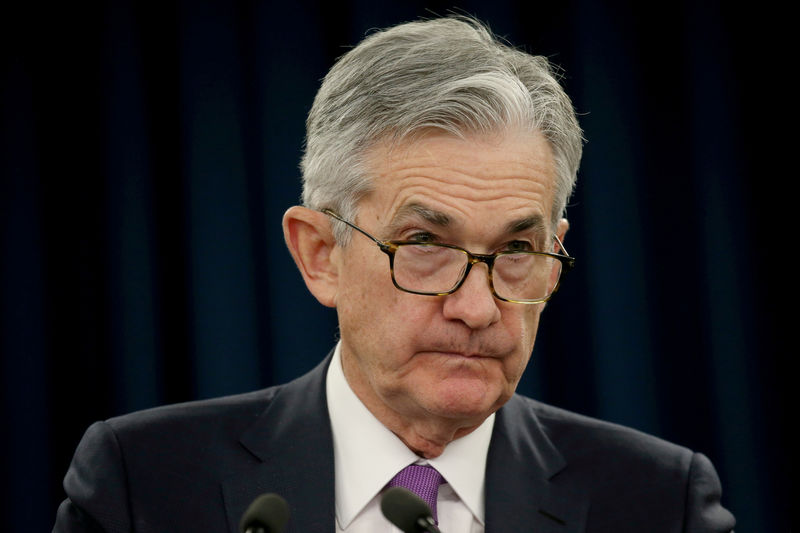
386, 203, 451, 234
505, 214, 547, 235
387, 202, 548, 238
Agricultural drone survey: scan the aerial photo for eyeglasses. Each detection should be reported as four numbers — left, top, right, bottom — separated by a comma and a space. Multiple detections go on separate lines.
322, 209, 575, 304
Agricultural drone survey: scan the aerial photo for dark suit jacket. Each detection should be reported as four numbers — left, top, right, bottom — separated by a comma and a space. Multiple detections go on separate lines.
53, 355, 735, 532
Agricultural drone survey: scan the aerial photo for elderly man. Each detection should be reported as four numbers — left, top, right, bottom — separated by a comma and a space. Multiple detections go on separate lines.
54, 17, 734, 533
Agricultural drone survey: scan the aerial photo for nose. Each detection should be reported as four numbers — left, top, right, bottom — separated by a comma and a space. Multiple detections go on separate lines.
441, 262, 501, 329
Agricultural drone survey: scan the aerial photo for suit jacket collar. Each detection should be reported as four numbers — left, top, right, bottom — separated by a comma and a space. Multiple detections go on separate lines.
486, 394, 589, 532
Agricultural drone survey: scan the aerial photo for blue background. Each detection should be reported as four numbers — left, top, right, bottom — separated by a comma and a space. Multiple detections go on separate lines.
1, 1, 788, 531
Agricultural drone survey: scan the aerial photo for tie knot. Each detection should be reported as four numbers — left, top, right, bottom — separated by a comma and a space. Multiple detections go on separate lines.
387, 464, 445, 522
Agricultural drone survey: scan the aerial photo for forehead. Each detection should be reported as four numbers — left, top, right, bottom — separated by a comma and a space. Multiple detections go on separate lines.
360, 131, 557, 235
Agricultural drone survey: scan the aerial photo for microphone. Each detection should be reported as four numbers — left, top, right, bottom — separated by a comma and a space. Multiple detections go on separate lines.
239, 493, 290, 533
381, 486, 442, 533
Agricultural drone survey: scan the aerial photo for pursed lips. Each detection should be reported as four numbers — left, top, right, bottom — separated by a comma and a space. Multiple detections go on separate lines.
415, 335, 516, 361
418, 348, 504, 360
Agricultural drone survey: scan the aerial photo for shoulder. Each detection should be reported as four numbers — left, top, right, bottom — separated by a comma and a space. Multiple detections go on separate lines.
103, 387, 280, 441
56, 389, 285, 533
498, 395, 695, 504
56, 360, 331, 532
103, 354, 330, 445
505, 394, 693, 468
67, 386, 289, 495
495, 395, 735, 531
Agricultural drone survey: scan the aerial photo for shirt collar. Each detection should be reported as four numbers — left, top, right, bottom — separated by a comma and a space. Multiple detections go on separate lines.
326, 342, 495, 528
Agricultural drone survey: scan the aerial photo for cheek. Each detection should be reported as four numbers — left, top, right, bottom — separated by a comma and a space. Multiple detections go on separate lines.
338, 255, 426, 359
373, 295, 440, 360
338, 245, 391, 308
522, 303, 543, 334
505, 307, 542, 369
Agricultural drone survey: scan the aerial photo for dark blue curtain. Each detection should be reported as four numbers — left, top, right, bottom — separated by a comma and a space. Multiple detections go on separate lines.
1, 2, 787, 531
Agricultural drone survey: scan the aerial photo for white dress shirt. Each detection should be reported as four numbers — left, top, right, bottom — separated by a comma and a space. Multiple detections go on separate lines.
326, 343, 494, 532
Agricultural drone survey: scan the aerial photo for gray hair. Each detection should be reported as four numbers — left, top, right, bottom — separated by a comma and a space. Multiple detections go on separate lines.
301, 16, 583, 243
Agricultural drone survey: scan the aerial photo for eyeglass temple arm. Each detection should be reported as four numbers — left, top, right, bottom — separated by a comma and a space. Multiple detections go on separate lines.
321, 209, 385, 246
553, 233, 570, 256
552, 233, 577, 274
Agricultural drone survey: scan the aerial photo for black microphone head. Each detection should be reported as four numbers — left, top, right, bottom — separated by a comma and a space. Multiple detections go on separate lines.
381, 486, 435, 533
239, 493, 289, 533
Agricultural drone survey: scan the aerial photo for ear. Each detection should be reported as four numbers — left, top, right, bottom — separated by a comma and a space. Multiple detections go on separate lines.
282, 206, 339, 308
555, 218, 569, 252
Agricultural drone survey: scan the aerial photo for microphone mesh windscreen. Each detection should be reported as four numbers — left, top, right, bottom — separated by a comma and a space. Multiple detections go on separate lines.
381, 486, 434, 533
239, 493, 290, 533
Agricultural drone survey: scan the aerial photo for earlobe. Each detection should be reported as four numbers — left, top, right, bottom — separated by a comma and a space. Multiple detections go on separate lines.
282, 206, 339, 308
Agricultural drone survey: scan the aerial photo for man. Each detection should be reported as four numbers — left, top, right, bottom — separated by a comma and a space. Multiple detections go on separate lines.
54, 17, 735, 532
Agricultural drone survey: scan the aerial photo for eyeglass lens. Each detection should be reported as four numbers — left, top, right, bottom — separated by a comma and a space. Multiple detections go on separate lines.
391, 244, 562, 301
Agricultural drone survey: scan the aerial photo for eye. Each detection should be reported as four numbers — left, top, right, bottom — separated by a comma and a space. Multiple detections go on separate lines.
503, 240, 534, 253
404, 231, 438, 243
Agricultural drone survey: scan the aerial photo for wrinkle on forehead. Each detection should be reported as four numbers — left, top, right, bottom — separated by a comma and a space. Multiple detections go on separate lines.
361, 131, 557, 231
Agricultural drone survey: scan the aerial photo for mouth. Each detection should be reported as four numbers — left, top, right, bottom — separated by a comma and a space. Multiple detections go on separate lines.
416, 335, 513, 361
420, 350, 498, 360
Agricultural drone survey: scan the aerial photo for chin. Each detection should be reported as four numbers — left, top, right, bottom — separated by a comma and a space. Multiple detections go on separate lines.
424, 379, 509, 420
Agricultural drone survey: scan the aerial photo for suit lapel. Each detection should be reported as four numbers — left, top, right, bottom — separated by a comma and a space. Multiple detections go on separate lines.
222, 356, 335, 533
218, 358, 590, 532
485, 395, 588, 532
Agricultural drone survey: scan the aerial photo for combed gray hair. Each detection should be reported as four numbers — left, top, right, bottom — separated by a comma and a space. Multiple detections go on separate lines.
301, 16, 583, 243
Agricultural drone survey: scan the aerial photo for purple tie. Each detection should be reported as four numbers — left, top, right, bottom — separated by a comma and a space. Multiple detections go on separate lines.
387, 464, 445, 523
